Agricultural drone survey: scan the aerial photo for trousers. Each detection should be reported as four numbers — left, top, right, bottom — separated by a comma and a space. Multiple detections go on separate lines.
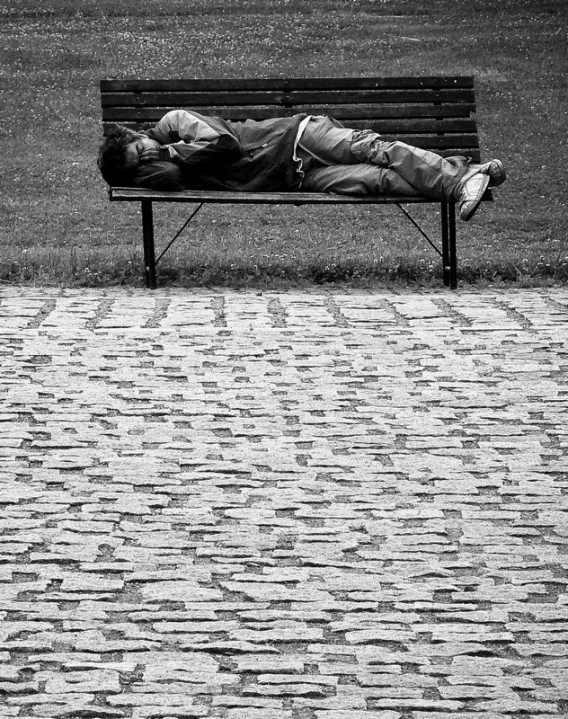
297, 115, 471, 201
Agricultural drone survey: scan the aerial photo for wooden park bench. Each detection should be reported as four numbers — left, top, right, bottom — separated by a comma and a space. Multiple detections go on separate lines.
100, 76, 492, 289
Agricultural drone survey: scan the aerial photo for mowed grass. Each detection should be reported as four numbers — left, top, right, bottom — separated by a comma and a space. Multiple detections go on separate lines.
1, 0, 566, 288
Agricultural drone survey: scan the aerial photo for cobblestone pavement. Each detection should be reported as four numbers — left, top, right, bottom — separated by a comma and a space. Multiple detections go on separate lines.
1, 286, 567, 719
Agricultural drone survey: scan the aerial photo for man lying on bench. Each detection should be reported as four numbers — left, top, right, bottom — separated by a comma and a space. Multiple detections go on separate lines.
98, 110, 506, 222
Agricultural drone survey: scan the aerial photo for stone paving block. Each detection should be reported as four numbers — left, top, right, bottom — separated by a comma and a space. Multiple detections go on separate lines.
226, 710, 292, 719
315, 713, 401, 719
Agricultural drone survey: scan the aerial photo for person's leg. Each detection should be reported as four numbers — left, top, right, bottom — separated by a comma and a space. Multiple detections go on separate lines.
297, 116, 360, 167
302, 163, 422, 197
357, 140, 472, 201
299, 116, 470, 201
298, 116, 506, 220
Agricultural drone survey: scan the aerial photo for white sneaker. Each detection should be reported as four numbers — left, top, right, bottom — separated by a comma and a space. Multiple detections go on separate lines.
458, 171, 490, 222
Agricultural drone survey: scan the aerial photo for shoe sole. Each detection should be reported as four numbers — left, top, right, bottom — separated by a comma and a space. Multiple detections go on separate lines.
460, 173, 490, 222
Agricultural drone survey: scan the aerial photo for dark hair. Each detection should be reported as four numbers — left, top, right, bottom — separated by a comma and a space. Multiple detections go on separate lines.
97, 125, 138, 186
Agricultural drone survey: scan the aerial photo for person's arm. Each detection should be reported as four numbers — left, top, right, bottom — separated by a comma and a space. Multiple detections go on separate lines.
132, 161, 188, 191
146, 110, 242, 167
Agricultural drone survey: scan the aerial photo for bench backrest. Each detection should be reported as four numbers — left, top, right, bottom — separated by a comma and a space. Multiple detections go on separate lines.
100, 76, 481, 161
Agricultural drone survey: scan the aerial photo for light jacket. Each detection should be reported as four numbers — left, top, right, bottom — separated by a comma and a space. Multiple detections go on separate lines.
133, 109, 307, 192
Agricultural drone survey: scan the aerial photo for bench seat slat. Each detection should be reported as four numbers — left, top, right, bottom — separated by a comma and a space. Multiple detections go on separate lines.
101, 76, 475, 93
110, 188, 495, 204
101, 89, 476, 108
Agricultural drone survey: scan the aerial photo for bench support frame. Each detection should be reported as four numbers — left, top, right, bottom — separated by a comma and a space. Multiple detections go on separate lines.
141, 200, 156, 289
441, 202, 458, 289
137, 197, 458, 291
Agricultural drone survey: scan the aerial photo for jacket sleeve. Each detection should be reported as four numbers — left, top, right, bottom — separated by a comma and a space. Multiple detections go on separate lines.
146, 110, 242, 167
132, 161, 189, 191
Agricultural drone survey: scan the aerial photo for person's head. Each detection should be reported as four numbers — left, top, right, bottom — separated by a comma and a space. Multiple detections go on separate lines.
97, 125, 151, 185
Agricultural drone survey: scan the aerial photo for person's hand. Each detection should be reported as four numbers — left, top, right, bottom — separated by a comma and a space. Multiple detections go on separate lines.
139, 147, 161, 164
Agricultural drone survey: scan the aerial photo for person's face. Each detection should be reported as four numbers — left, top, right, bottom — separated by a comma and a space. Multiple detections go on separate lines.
123, 135, 160, 171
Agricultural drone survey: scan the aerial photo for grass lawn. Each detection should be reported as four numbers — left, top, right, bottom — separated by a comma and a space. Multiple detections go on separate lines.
1, 0, 566, 289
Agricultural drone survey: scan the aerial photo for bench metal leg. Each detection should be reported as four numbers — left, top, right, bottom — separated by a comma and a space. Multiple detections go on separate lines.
448, 203, 457, 290
141, 200, 156, 289
441, 202, 458, 290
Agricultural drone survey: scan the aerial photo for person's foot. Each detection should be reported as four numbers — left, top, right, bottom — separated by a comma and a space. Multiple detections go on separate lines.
458, 171, 490, 222
479, 159, 506, 187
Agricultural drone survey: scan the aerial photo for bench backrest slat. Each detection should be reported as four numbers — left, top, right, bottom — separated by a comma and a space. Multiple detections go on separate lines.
101, 76, 481, 160
103, 104, 476, 121
101, 76, 474, 92
102, 89, 475, 108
